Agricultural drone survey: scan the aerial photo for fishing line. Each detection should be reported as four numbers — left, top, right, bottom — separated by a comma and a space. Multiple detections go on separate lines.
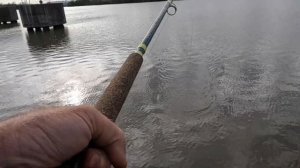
183, 0, 194, 58
188, 2, 194, 57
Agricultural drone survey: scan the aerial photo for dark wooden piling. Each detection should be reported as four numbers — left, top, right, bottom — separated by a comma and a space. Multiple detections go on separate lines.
27, 27, 34, 32
35, 27, 42, 32
54, 24, 64, 30
43, 27, 50, 31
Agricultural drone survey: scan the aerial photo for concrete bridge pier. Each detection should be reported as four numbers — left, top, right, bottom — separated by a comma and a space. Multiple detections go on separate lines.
19, 3, 66, 32
0, 6, 18, 25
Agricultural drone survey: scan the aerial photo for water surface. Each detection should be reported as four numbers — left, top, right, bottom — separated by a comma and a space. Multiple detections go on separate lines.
1, 0, 300, 167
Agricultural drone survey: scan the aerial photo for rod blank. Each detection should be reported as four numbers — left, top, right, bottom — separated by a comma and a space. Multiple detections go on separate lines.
137, 0, 177, 56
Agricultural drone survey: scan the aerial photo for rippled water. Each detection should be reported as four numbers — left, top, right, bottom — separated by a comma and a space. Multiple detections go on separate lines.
1, 0, 300, 167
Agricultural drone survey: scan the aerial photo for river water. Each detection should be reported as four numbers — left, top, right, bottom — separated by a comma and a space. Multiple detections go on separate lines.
1, 0, 300, 167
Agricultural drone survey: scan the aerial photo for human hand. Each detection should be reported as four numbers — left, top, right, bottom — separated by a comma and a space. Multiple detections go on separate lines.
0, 105, 127, 168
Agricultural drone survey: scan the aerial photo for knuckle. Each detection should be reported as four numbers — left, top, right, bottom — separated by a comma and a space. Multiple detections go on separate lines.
76, 105, 97, 113
72, 105, 100, 132
116, 127, 125, 138
73, 105, 99, 120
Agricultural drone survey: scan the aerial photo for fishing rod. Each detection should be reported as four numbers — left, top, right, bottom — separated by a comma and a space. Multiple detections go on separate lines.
61, 0, 177, 167
96, 0, 177, 121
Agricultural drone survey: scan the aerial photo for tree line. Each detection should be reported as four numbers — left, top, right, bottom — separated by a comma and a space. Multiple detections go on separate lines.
68, 0, 164, 6
0, 0, 165, 7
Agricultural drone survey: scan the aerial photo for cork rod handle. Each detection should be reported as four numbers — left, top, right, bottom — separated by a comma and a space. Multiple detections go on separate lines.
60, 52, 143, 168
95, 53, 143, 121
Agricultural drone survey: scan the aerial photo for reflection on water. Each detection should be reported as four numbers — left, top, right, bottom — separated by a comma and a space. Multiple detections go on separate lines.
1, 0, 300, 167
26, 28, 70, 64
26, 28, 70, 51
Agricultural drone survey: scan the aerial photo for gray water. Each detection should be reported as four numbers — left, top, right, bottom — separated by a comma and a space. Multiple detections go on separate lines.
1, 0, 300, 167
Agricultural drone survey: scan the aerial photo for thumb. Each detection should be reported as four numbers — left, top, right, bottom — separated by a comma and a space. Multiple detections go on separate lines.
83, 148, 111, 168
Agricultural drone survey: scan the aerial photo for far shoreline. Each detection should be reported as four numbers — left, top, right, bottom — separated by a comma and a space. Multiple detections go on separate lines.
67, 0, 165, 7
0, 0, 168, 8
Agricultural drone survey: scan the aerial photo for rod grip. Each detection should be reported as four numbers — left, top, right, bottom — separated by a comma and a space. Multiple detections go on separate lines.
95, 52, 143, 121
59, 53, 143, 168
